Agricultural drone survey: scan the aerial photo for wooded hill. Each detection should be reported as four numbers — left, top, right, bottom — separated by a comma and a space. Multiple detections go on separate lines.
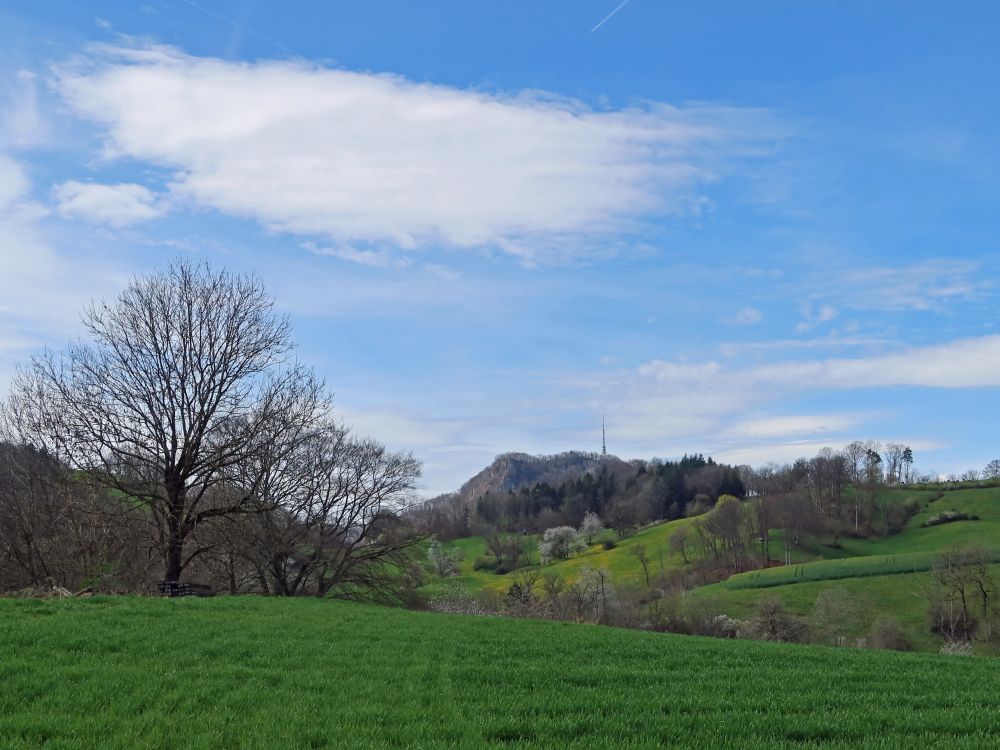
416, 446, 1000, 655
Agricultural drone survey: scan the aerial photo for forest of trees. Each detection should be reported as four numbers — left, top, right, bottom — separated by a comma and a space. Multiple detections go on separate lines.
415, 455, 746, 541
413, 441, 944, 557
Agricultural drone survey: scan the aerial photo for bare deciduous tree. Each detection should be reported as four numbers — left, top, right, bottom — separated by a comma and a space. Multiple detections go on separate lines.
2, 260, 327, 581
842, 441, 866, 485
239, 424, 423, 600
605, 498, 639, 540
811, 587, 859, 646
630, 543, 651, 586
669, 525, 691, 564
923, 545, 996, 643
881, 443, 906, 485
693, 495, 753, 572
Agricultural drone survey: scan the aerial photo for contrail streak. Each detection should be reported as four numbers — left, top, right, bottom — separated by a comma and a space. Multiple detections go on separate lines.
590, 0, 631, 32
179, 0, 298, 57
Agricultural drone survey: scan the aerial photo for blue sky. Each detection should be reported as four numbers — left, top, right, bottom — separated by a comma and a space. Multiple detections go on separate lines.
1, 1, 998, 495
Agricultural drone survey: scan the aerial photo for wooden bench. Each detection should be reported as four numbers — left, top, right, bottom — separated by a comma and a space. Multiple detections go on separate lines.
157, 581, 215, 597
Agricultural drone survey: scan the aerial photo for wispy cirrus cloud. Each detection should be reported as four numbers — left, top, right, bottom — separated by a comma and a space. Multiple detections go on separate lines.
713, 438, 945, 469
0, 156, 126, 392
55, 44, 783, 262
0, 70, 46, 148
725, 305, 763, 326
640, 334, 1000, 391
725, 413, 863, 439
0, 155, 29, 211
805, 259, 992, 313
302, 241, 412, 270
569, 334, 1000, 455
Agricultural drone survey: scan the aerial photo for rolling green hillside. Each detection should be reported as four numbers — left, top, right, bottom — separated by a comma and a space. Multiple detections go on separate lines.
687, 487, 1000, 653
4, 596, 1000, 748
435, 519, 694, 594
442, 486, 1000, 588
431, 485, 1000, 650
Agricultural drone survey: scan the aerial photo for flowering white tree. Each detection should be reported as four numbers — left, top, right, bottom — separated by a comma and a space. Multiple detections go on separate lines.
579, 512, 604, 545
539, 526, 585, 564
427, 539, 458, 577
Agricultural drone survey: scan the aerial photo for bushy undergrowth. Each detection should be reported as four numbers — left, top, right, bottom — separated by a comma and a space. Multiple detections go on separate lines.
922, 510, 980, 527
868, 616, 912, 651
434, 570, 923, 653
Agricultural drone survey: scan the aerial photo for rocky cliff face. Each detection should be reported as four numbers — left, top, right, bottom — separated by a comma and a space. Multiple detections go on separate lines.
456, 451, 634, 500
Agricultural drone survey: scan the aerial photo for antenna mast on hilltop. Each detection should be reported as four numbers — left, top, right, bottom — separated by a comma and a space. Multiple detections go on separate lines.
602, 413, 607, 458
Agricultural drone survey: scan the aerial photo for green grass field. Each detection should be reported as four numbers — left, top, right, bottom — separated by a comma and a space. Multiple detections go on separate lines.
4, 596, 1000, 748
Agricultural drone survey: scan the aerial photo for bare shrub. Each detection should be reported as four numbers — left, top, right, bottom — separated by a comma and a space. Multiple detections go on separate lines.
868, 616, 912, 651
742, 596, 809, 643
812, 587, 859, 646
502, 570, 541, 617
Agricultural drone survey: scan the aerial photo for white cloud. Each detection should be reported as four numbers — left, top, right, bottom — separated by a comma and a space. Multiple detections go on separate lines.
714, 438, 944, 468
805, 259, 991, 313
0, 154, 127, 396
56, 44, 780, 260
728, 305, 763, 326
794, 303, 837, 332
641, 335, 1000, 391
0, 71, 45, 148
718, 335, 894, 357
303, 241, 411, 269
571, 334, 1000, 462
53, 180, 164, 226
726, 414, 861, 439
0, 154, 28, 211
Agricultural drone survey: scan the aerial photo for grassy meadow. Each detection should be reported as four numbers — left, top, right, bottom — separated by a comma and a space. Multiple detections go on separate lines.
437, 517, 723, 594
4, 596, 1000, 749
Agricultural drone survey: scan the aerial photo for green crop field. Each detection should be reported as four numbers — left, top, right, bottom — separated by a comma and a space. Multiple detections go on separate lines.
4, 596, 1000, 749
720, 549, 1000, 590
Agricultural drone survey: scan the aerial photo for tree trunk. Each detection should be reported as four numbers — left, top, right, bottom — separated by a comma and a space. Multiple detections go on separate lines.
165, 533, 184, 581
164, 479, 187, 581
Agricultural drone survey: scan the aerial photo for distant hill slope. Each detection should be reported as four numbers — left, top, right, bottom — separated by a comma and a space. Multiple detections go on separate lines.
457, 450, 635, 500
433, 485, 1000, 652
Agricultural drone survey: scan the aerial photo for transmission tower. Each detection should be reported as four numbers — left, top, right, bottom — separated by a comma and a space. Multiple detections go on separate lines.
602, 413, 607, 458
